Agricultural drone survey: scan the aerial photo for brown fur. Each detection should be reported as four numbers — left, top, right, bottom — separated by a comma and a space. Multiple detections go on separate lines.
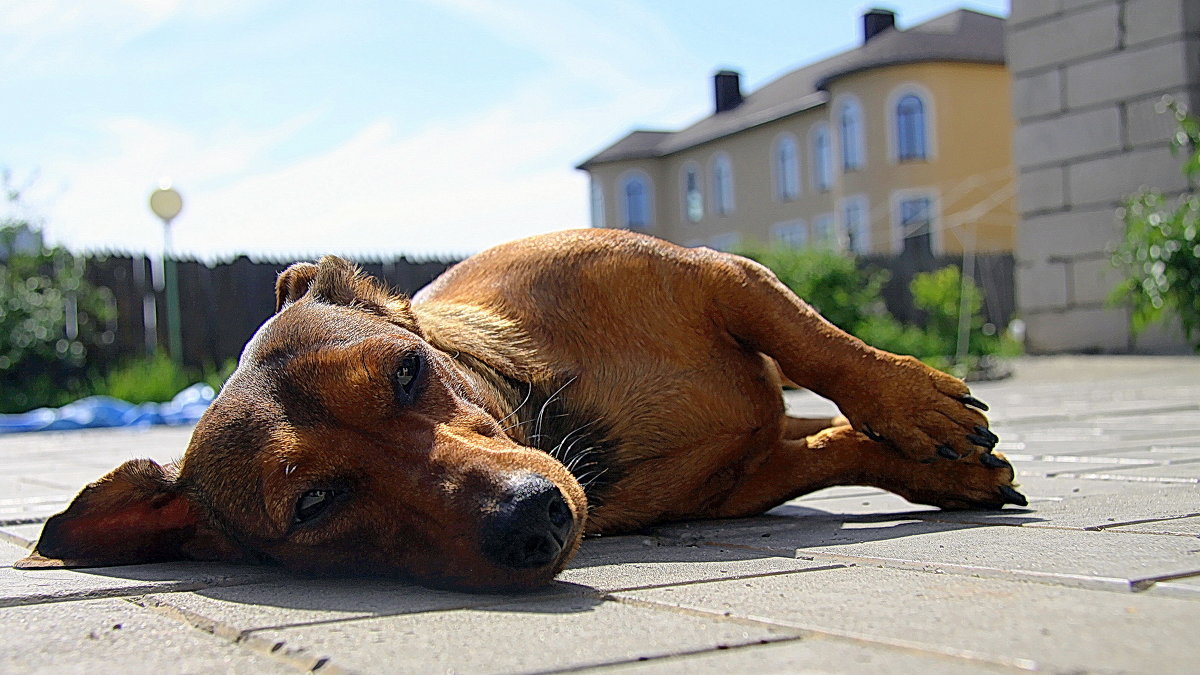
20, 230, 1022, 589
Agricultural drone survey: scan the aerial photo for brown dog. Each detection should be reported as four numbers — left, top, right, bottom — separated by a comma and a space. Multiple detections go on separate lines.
20, 229, 1023, 590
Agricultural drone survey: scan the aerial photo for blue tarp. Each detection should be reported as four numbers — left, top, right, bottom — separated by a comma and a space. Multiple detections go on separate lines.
0, 383, 215, 434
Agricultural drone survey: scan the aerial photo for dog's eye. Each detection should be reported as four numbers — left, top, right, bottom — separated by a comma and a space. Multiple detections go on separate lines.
294, 489, 338, 525
393, 352, 423, 402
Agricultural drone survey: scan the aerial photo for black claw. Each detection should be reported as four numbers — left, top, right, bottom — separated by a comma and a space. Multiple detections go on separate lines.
959, 395, 990, 412
999, 485, 1028, 507
974, 425, 1000, 445
980, 453, 1010, 469
863, 425, 886, 443
967, 433, 996, 449
937, 445, 961, 460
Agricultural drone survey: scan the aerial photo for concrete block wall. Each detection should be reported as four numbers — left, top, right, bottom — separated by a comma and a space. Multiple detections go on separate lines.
1008, 0, 1199, 353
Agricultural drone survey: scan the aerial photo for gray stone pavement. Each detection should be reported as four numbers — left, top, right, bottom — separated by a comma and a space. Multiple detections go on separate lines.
2, 355, 1198, 673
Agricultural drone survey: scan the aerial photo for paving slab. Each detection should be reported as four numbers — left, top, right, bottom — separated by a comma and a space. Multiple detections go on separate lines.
658, 515, 1200, 591
252, 596, 799, 674
1, 597, 296, 674
140, 577, 544, 631
0, 561, 279, 608
595, 634, 1027, 674
618, 565, 1200, 673
559, 536, 840, 591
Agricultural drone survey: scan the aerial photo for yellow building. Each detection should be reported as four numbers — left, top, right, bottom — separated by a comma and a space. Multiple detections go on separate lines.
577, 9, 1015, 259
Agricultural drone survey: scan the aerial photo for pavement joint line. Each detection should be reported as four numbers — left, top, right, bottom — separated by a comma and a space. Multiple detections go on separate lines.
1090, 512, 1200, 532
0, 527, 36, 548
605, 592, 1041, 672
132, 594, 340, 674
1056, 473, 1200, 484
583, 561, 851, 595
778, 549, 1152, 593
1131, 570, 1200, 592
536, 635, 813, 675
0, 516, 49, 528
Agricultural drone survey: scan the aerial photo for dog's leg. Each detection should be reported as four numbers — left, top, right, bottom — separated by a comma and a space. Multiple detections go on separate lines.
706, 425, 1025, 519
717, 256, 994, 464
781, 415, 848, 440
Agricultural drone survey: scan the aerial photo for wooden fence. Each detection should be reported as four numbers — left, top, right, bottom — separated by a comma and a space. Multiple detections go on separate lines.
81, 251, 1014, 369
83, 255, 456, 369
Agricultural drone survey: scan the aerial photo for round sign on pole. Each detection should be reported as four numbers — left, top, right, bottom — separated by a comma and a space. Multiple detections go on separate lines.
150, 184, 183, 224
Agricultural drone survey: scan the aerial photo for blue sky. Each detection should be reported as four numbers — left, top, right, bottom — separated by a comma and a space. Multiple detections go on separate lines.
1, 0, 1008, 260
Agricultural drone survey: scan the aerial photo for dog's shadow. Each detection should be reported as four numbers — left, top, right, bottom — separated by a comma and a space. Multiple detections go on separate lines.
25, 504, 1039, 621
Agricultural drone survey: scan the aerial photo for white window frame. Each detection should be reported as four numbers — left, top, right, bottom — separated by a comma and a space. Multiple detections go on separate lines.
617, 170, 654, 230
836, 95, 866, 172
680, 161, 704, 223
889, 187, 942, 254
839, 194, 871, 254
771, 132, 800, 202
771, 219, 808, 249
809, 122, 833, 193
710, 152, 735, 216
887, 83, 937, 163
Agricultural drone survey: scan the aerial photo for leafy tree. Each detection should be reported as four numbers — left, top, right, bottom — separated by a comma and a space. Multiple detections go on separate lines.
1, 184, 116, 413
1111, 97, 1200, 350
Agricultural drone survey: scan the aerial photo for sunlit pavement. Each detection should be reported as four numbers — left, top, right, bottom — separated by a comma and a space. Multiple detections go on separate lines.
2, 355, 1199, 673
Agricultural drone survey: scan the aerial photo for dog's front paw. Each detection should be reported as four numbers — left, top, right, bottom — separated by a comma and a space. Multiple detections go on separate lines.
840, 354, 998, 464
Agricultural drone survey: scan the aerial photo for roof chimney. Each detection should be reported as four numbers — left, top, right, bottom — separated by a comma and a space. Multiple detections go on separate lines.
713, 70, 743, 113
863, 8, 896, 43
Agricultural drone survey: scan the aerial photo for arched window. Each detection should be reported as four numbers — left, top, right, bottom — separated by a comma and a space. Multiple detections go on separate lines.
589, 180, 605, 227
711, 153, 735, 216
772, 134, 800, 201
839, 98, 864, 171
811, 123, 832, 192
681, 162, 703, 223
896, 94, 927, 161
620, 172, 652, 230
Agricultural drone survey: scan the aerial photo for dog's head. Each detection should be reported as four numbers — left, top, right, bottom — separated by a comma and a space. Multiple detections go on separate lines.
21, 257, 588, 590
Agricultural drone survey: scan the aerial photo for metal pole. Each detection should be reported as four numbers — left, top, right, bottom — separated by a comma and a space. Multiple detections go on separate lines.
163, 220, 182, 363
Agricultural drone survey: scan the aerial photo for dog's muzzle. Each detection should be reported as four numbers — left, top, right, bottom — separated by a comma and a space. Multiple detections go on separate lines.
480, 474, 573, 570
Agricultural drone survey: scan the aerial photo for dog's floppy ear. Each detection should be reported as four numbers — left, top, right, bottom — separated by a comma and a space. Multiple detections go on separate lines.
275, 262, 319, 313
15, 459, 242, 569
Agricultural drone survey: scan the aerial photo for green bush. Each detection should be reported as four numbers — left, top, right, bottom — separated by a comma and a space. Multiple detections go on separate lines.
739, 246, 1017, 375
91, 352, 236, 404
0, 224, 116, 413
1111, 97, 1200, 350
736, 246, 890, 332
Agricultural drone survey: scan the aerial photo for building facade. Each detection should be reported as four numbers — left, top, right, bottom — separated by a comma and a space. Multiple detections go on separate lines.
1009, 0, 1198, 353
578, 9, 1016, 262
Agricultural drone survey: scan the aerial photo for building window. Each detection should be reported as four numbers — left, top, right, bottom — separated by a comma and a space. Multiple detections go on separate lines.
681, 162, 704, 223
619, 172, 652, 230
840, 196, 870, 254
772, 134, 800, 201
812, 213, 836, 248
709, 232, 740, 252
839, 98, 864, 171
811, 123, 832, 192
711, 152, 735, 216
771, 220, 808, 248
590, 180, 605, 228
895, 193, 936, 256
896, 94, 928, 161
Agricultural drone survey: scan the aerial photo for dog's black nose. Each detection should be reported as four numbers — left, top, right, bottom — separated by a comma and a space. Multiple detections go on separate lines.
481, 475, 573, 570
